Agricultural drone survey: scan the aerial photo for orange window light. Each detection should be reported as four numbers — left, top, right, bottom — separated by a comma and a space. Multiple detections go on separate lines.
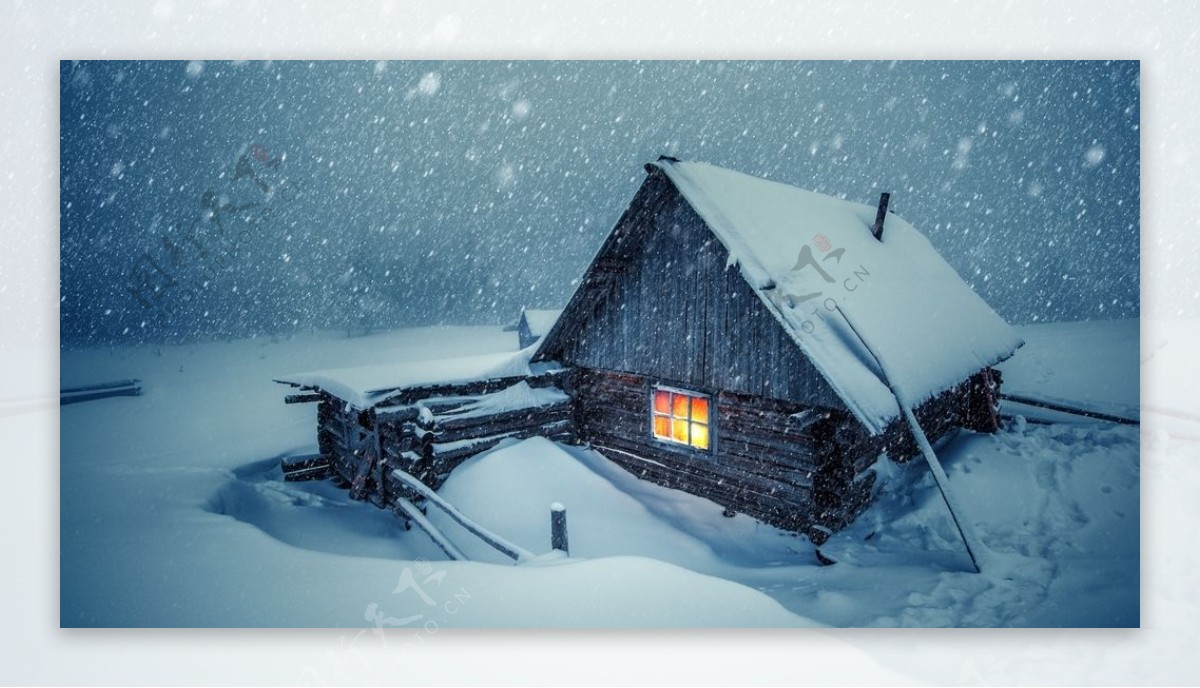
653, 390, 671, 414
653, 414, 671, 439
672, 418, 690, 444
672, 393, 690, 419
690, 422, 710, 450
651, 387, 711, 451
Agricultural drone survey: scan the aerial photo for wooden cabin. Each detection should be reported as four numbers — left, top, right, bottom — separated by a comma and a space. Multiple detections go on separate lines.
278, 158, 1022, 544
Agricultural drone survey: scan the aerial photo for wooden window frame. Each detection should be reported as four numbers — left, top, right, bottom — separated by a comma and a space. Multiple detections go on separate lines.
649, 384, 715, 455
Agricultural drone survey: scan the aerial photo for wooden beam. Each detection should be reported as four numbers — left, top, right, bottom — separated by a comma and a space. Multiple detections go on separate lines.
870, 192, 890, 241
60, 380, 142, 406
285, 393, 323, 404
393, 498, 467, 560
834, 304, 985, 573
60, 379, 141, 394
1000, 393, 1139, 426
390, 468, 534, 562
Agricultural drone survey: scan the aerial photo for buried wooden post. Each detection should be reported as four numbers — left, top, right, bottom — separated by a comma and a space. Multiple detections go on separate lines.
870, 192, 890, 241
550, 502, 569, 555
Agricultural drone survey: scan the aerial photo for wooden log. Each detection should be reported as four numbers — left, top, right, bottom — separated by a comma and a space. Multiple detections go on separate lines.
435, 398, 572, 432
714, 426, 819, 462
60, 379, 142, 406
375, 406, 420, 423
372, 370, 566, 408
431, 407, 573, 444
1000, 393, 1139, 426
281, 453, 328, 472
834, 304, 984, 573
390, 468, 535, 562
284, 393, 323, 404
588, 431, 814, 506
592, 442, 813, 532
430, 419, 574, 469
60, 379, 141, 394
393, 498, 467, 560
283, 463, 332, 482
870, 191, 891, 241
414, 397, 478, 414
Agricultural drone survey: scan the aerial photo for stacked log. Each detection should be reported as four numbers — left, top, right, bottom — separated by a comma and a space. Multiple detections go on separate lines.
308, 379, 577, 509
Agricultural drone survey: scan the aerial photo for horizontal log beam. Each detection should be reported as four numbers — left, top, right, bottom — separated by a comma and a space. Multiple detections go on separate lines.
434, 398, 572, 432
390, 469, 534, 562
60, 379, 141, 394
285, 393, 323, 404
372, 371, 566, 408
60, 386, 142, 405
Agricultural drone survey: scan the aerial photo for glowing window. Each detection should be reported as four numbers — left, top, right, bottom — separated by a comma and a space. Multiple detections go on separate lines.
651, 387, 711, 451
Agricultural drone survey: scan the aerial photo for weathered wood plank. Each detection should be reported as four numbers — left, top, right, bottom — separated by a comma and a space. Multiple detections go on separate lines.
372, 370, 567, 408
589, 431, 814, 505
60, 379, 141, 394
432, 410, 573, 445
435, 398, 572, 432
284, 393, 323, 405
591, 442, 817, 533
543, 178, 847, 409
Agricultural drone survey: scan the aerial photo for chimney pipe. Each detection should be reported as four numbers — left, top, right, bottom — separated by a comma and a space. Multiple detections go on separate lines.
870, 192, 890, 242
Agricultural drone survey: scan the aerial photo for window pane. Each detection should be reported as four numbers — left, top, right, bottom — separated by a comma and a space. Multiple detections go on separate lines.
691, 396, 709, 424
672, 393, 690, 419
672, 418, 689, 443
690, 422, 709, 450
653, 390, 671, 415
653, 414, 670, 439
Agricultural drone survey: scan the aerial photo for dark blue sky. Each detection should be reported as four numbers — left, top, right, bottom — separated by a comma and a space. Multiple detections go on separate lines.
60, 60, 1139, 345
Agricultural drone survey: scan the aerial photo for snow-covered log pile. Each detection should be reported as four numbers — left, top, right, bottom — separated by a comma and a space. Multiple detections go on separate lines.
304, 375, 574, 511
397, 381, 573, 479
277, 348, 573, 497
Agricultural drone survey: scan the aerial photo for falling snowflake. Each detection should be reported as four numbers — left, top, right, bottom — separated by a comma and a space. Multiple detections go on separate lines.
418, 72, 442, 96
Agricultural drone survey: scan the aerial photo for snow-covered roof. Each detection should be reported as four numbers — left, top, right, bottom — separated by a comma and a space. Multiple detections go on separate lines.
276, 349, 555, 408
520, 308, 563, 338
650, 159, 1024, 434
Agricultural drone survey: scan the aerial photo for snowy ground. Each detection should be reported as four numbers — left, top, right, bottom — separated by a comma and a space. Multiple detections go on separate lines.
60, 320, 1145, 628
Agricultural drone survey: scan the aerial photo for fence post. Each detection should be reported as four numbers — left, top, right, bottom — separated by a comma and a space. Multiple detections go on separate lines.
550, 502, 569, 555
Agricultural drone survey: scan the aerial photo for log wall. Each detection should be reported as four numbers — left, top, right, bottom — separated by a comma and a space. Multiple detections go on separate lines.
314, 379, 576, 510
570, 367, 992, 542
305, 365, 996, 543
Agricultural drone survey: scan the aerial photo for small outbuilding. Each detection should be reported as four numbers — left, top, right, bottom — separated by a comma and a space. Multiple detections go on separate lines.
517, 308, 564, 350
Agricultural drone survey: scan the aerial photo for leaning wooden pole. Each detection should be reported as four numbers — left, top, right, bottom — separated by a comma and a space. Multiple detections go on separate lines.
391, 468, 535, 562
834, 305, 986, 573
393, 498, 467, 561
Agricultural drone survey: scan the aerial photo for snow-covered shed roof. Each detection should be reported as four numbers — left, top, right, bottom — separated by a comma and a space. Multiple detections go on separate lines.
542, 159, 1023, 435
276, 349, 559, 409
520, 308, 563, 339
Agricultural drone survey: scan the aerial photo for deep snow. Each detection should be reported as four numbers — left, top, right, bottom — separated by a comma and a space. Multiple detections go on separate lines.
60, 320, 1140, 627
